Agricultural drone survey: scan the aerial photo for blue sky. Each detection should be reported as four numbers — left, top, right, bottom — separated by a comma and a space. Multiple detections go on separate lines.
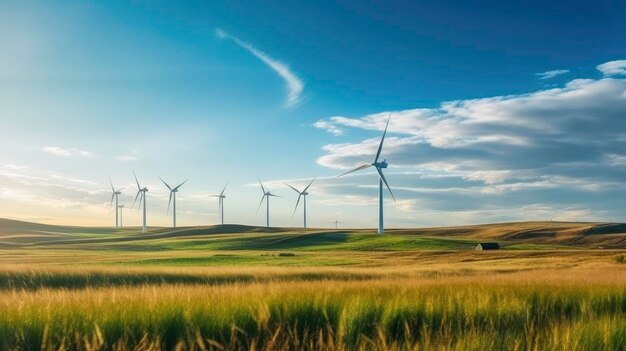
1, 0, 626, 227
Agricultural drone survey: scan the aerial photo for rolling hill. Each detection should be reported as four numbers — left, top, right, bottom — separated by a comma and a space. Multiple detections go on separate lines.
1, 218, 626, 250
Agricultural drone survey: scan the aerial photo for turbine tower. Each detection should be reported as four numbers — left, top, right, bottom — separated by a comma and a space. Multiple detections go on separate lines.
160, 178, 188, 228
212, 182, 228, 225
339, 114, 395, 234
118, 204, 125, 227
257, 177, 279, 228
109, 179, 123, 227
285, 177, 315, 229
132, 172, 149, 233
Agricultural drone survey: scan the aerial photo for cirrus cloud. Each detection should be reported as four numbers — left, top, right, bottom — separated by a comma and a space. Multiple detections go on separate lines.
535, 69, 569, 80
216, 28, 304, 108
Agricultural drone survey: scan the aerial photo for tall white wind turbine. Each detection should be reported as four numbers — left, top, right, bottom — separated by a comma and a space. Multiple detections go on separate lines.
338, 114, 395, 234
160, 178, 188, 228
285, 178, 315, 229
132, 172, 149, 233
109, 179, 123, 227
212, 182, 228, 225
257, 177, 279, 228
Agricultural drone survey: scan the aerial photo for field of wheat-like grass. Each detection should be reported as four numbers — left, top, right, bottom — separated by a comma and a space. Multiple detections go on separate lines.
1, 264, 626, 351
2, 221, 626, 350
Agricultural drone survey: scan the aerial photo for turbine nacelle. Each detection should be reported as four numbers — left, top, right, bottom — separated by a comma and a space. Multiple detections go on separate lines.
373, 160, 388, 169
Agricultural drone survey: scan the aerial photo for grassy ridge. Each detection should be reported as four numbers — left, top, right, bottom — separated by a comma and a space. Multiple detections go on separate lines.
3, 219, 626, 249
2, 271, 626, 350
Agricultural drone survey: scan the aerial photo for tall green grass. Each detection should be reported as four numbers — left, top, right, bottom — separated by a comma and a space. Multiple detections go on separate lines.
1, 275, 626, 350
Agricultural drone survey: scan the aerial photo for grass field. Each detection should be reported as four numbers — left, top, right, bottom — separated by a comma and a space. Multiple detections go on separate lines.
1, 219, 626, 350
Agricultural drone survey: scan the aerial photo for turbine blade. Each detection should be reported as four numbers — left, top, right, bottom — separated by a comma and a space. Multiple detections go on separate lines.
268, 193, 280, 197
109, 177, 115, 193
220, 182, 228, 197
133, 171, 141, 189
258, 176, 266, 194
167, 191, 173, 214
338, 164, 372, 178
160, 177, 172, 191
293, 194, 302, 217
374, 113, 392, 163
256, 194, 266, 214
139, 191, 144, 210
109, 193, 115, 209
303, 177, 316, 192
376, 167, 396, 202
132, 190, 141, 209
173, 178, 189, 191
285, 183, 301, 194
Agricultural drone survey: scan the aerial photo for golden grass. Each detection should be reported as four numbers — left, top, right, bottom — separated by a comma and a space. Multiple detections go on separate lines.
1, 219, 626, 350
1, 261, 626, 350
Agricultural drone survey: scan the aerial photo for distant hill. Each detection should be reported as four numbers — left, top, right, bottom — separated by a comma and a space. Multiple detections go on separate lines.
1, 218, 625, 249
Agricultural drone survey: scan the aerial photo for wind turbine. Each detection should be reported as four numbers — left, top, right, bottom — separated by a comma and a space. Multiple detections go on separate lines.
160, 178, 188, 228
109, 179, 123, 227
329, 216, 344, 229
118, 204, 125, 227
211, 182, 228, 225
132, 172, 149, 233
257, 177, 279, 228
338, 114, 395, 234
285, 178, 315, 229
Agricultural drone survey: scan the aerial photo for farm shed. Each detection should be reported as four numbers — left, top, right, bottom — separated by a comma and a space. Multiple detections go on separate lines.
475, 243, 500, 250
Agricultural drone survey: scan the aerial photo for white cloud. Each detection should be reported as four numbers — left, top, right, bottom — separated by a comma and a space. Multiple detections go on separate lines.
597, 60, 626, 76
314, 62, 626, 201
216, 28, 304, 108
118, 150, 139, 162
42, 146, 93, 158
4, 164, 30, 171
535, 69, 569, 80
313, 119, 345, 136
606, 153, 626, 166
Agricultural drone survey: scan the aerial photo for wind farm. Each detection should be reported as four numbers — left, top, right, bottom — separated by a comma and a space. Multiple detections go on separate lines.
3, 1, 626, 350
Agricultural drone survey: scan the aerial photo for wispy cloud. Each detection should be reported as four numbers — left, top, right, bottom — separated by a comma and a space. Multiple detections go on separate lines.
118, 150, 139, 162
597, 60, 626, 76
535, 69, 569, 80
313, 119, 345, 136
216, 28, 304, 108
42, 146, 93, 158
